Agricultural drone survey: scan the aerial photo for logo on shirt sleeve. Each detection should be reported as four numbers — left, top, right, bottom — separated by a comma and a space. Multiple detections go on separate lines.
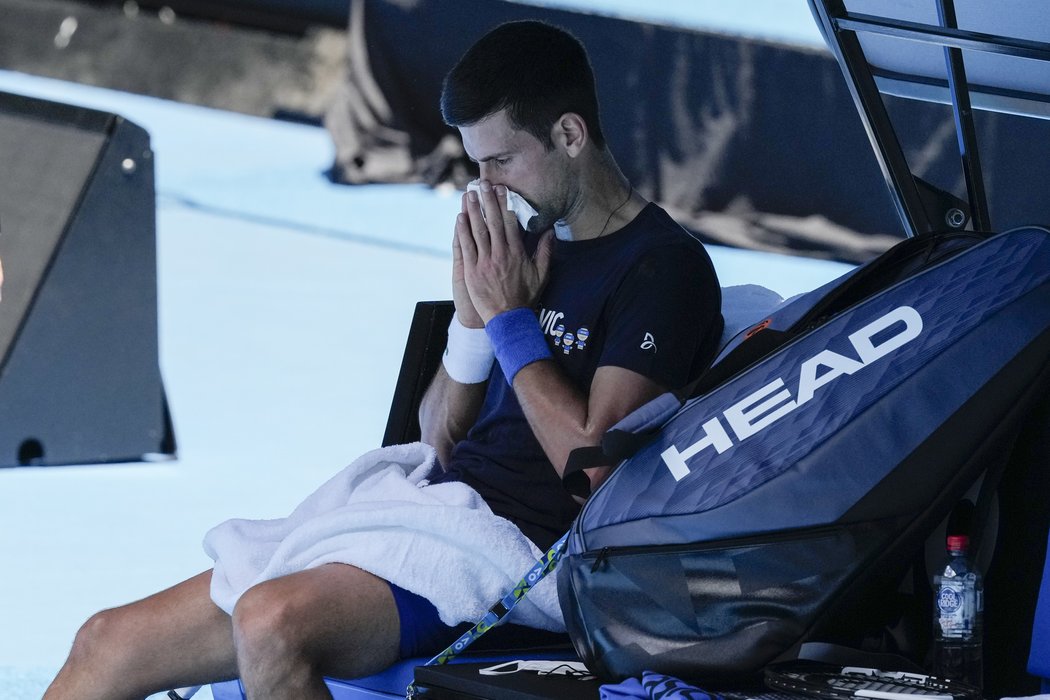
641, 332, 657, 353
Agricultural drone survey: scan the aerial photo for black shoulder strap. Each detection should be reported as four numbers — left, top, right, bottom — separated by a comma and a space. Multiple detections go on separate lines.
563, 446, 609, 498
563, 393, 685, 497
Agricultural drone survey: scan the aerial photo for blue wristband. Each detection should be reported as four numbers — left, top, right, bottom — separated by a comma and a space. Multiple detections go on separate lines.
485, 307, 552, 384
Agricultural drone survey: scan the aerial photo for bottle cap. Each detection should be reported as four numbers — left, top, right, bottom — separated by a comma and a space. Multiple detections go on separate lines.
946, 534, 969, 552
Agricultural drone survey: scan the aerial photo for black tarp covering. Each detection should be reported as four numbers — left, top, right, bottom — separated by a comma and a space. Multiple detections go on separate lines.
324, 0, 1050, 263
80, 0, 351, 33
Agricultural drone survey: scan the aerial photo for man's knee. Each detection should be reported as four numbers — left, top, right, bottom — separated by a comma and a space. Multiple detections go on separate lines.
231, 583, 312, 669
231, 567, 400, 685
70, 609, 115, 658
66, 607, 139, 676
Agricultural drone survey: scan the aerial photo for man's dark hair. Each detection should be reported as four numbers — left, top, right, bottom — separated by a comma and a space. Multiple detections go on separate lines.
441, 20, 606, 150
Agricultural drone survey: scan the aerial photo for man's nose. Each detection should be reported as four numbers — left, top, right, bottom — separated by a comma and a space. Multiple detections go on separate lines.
478, 164, 498, 184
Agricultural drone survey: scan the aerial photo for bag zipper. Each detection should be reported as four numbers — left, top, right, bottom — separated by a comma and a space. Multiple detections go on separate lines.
580, 522, 850, 572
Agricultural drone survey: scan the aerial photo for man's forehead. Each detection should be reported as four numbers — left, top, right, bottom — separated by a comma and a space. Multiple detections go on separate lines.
459, 111, 534, 160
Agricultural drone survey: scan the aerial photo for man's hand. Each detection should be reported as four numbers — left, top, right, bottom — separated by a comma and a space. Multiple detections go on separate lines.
452, 197, 484, 329
457, 181, 553, 323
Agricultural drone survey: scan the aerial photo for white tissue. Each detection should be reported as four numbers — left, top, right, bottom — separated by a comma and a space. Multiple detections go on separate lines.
467, 179, 538, 231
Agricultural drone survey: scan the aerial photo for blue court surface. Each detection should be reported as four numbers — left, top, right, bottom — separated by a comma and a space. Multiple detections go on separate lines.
0, 3, 848, 697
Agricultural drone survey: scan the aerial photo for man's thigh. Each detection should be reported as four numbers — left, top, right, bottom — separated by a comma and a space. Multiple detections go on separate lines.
233, 563, 401, 679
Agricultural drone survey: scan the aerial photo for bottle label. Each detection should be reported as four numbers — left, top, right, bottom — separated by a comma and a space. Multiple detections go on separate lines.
937, 580, 976, 639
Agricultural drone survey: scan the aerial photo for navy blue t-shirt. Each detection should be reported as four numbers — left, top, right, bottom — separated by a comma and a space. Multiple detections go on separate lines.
431, 203, 722, 550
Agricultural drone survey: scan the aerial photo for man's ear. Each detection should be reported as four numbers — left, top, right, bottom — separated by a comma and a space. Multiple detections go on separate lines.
551, 112, 587, 157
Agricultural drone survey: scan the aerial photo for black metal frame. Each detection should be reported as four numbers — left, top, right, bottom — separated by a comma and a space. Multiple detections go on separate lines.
810, 0, 1050, 237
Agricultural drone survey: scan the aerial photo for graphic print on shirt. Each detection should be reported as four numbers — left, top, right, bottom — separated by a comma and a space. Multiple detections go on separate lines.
539, 307, 590, 356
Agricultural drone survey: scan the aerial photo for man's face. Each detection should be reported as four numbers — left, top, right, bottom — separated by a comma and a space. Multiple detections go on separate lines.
458, 110, 570, 233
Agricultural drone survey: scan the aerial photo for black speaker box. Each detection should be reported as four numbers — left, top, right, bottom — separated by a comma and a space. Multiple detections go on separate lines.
0, 90, 174, 467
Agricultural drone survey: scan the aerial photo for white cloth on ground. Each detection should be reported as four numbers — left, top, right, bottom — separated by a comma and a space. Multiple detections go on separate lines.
204, 442, 564, 632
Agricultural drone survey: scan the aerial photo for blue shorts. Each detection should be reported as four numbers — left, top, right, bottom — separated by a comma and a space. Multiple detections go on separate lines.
388, 581, 462, 658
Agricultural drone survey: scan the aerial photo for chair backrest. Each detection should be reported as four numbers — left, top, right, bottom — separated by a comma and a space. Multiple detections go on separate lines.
382, 301, 454, 447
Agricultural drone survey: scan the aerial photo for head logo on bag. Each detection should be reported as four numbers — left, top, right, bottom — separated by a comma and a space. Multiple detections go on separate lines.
661, 306, 923, 481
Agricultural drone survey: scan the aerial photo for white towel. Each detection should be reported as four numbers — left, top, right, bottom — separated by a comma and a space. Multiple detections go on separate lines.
719, 284, 785, 344
204, 442, 564, 632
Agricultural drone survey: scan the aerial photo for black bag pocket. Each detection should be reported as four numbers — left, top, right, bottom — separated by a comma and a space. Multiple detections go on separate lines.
557, 521, 894, 684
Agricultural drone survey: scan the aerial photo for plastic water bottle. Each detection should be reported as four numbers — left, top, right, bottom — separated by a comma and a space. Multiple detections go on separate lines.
931, 534, 983, 688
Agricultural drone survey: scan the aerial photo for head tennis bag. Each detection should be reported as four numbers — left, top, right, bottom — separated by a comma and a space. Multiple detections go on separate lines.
557, 226, 1050, 683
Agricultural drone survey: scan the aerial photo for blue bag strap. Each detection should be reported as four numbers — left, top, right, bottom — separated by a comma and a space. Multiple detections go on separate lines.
405, 532, 569, 698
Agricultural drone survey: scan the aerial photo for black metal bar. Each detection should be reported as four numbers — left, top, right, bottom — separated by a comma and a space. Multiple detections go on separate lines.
816, 0, 933, 237
837, 13, 1050, 62
936, 0, 992, 232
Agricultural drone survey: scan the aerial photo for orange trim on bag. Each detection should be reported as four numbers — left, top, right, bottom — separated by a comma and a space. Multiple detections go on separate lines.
745, 318, 772, 338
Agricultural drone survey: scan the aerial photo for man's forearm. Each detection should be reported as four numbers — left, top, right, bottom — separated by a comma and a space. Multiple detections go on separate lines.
418, 365, 487, 467
511, 360, 667, 492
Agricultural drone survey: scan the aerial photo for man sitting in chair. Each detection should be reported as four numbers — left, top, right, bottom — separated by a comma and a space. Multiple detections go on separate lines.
45, 20, 722, 700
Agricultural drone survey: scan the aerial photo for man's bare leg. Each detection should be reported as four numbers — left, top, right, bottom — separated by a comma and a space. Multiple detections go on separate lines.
44, 570, 238, 700
45, 564, 402, 700
231, 563, 400, 699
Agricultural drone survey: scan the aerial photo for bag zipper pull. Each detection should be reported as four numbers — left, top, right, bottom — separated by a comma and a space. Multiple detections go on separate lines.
591, 547, 610, 572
